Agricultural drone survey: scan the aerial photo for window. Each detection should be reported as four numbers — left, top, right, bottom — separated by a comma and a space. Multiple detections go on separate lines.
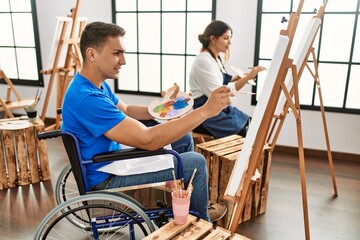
112, 0, 215, 96
254, 0, 360, 114
0, 0, 43, 86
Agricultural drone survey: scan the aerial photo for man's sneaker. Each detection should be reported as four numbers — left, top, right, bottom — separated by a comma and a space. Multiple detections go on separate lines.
208, 202, 227, 222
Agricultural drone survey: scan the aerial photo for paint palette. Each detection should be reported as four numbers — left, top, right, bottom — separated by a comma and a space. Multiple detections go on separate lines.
148, 92, 194, 120
0, 120, 32, 130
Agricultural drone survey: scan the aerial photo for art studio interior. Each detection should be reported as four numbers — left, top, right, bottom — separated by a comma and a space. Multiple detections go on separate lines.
0, 0, 359, 239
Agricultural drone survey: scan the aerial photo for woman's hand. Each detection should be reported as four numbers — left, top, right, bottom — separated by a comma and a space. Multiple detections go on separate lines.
232, 65, 266, 91
231, 65, 266, 83
244, 66, 266, 81
231, 74, 241, 82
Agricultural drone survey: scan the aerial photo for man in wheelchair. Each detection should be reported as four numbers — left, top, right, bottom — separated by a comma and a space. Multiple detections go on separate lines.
61, 21, 231, 222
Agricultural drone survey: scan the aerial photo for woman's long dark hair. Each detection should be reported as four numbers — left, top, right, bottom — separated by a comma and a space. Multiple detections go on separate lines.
198, 20, 232, 62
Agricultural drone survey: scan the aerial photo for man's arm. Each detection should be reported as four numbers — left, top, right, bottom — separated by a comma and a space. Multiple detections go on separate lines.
105, 86, 232, 150
116, 100, 153, 120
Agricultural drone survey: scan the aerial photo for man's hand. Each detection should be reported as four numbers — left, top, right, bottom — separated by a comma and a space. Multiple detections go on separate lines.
201, 86, 234, 118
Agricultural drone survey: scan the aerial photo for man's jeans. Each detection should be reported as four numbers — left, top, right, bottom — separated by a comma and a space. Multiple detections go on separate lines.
105, 151, 210, 221
171, 132, 194, 153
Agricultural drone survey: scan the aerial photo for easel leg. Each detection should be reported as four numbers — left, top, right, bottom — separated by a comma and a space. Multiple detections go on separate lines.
309, 51, 338, 197
292, 65, 310, 240
0, 98, 15, 118
40, 21, 69, 122
296, 116, 311, 240
317, 85, 338, 196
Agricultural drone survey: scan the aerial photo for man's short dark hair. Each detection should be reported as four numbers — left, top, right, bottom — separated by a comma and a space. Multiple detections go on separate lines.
80, 21, 126, 60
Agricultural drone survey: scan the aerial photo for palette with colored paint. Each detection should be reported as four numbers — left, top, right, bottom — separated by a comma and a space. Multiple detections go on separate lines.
148, 92, 194, 120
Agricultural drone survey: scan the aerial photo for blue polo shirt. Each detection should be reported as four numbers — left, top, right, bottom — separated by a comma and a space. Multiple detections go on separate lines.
62, 73, 126, 189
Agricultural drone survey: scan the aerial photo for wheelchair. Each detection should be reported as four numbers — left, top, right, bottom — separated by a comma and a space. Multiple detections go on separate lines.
34, 129, 199, 239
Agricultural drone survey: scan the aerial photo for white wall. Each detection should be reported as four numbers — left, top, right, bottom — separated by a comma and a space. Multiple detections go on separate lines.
2, 0, 359, 155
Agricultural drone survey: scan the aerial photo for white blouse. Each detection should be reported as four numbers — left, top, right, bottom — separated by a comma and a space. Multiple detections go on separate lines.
189, 51, 236, 99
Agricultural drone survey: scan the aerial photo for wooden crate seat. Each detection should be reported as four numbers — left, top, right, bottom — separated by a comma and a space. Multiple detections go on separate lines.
0, 118, 50, 190
195, 134, 272, 228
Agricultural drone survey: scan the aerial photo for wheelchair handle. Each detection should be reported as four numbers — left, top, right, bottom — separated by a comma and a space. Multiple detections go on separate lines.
37, 130, 62, 140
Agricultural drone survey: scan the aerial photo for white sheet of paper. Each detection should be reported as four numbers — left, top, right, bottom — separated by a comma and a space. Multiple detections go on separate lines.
97, 144, 174, 176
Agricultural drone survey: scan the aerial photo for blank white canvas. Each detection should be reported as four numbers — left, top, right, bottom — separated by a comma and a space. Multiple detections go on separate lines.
274, 18, 321, 116
48, 16, 87, 68
225, 34, 290, 197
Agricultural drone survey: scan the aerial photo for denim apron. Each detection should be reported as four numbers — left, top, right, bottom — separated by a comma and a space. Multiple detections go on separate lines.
193, 72, 250, 139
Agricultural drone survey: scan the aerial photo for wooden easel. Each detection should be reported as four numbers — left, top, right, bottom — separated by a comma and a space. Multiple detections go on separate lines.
225, 0, 307, 237
267, 0, 337, 197
226, 1, 334, 239
40, 0, 85, 131
0, 70, 38, 118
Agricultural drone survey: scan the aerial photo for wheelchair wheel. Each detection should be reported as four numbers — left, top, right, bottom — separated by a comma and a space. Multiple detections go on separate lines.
55, 164, 146, 208
34, 193, 156, 240
54, 164, 149, 229
55, 163, 78, 205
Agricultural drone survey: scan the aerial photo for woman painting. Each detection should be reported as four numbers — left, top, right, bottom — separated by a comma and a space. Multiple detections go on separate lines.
189, 20, 265, 138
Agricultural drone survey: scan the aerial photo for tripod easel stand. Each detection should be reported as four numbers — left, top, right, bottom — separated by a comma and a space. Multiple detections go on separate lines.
225, 1, 335, 239
224, 0, 306, 236
40, 0, 85, 130
225, 21, 300, 233
267, 1, 338, 197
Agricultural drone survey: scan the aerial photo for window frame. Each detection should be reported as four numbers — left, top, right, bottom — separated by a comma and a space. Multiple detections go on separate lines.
252, 0, 360, 115
0, 0, 43, 87
112, 0, 216, 97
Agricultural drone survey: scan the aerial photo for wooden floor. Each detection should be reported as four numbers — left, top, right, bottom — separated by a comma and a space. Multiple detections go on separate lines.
1, 137, 359, 240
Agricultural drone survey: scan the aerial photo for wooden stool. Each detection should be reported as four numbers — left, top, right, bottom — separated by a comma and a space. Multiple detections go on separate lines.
144, 214, 250, 240
0, 117, 50, 190
195, 135, 272, 228
192, 132, 214, 144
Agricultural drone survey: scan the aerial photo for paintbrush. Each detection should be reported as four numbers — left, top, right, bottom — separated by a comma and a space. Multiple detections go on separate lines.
32, 89, 42, 107
31, 89, 39, 107
231, 91, 256, 95
172, 170, 179, 197
36, 90, 42, 105
186, 168, 197, 197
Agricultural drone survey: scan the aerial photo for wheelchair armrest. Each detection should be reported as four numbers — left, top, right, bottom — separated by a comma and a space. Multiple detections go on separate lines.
93, 148, 184, 179
37, 130, 62, 140
92, 148, 168, 163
